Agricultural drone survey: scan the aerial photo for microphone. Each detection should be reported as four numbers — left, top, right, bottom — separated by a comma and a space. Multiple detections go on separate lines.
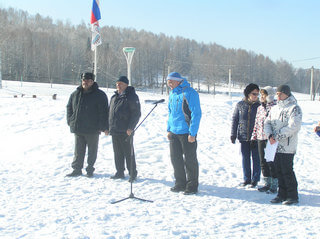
152, 99, 165, 104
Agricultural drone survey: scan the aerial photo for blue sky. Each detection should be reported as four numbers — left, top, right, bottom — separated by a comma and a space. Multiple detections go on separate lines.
1, 0, 320, 69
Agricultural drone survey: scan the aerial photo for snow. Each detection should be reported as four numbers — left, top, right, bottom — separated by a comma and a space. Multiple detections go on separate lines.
1, 80, 320, 239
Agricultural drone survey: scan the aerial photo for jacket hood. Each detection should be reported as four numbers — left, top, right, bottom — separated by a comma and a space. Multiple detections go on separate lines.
278, 95, 297, 108
262, 86, 275, 103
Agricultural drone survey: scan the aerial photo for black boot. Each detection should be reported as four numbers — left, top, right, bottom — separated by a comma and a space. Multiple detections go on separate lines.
110, 172, 125, 179
258, 177, 271, 192
270, 196, 284, 204
66, 170, 82, 177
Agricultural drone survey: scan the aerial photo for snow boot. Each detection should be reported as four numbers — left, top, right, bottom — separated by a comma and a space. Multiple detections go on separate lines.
66, 170, 82, 177
267, 178, 278, 194
270, 196, 285, 204
282, 198, 299, 205
258, 177, 271, 192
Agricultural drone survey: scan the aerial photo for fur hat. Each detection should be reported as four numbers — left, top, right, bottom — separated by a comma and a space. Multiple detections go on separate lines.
117, 76, 129, 85
244, 83, 259, 97
166, 72, 185, 82
262, 86, 275, 103
277, 85, 291, 96
81, 72, 95, 81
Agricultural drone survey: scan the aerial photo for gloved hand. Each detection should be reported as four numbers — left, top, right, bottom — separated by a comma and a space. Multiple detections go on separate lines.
230, 136, 236, 144
250, 140, 257, 149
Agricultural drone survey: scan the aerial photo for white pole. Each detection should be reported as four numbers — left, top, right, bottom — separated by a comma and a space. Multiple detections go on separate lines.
0, 50, 2, 89
127, 62, 131, 86
94, 48, 98, 82
123, 47, 135, 86
228, 68, 232, 98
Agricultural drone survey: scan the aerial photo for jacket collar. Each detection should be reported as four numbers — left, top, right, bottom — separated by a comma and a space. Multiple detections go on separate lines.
172, 80, 190, 94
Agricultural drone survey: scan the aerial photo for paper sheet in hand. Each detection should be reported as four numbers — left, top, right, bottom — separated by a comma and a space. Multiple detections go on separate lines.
265, 141, 278, 162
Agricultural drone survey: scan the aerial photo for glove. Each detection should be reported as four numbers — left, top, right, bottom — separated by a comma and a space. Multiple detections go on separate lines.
250, 140, 257, 149
230, 136, 236, 144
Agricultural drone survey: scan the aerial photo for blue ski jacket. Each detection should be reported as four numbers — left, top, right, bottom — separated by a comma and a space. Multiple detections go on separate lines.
167, 80, 201, 136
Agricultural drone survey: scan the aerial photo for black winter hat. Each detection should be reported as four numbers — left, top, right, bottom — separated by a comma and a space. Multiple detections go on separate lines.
81, 72, 95, 81
244, 83, 259, 97
277, 85, 291, 96
117, 76, 129, 85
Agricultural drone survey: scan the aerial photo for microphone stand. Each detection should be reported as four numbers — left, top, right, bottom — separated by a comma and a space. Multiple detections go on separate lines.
111, 102, 161, 204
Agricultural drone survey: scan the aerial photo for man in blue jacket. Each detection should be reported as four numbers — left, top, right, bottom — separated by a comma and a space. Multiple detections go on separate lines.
167, 72, 202, 195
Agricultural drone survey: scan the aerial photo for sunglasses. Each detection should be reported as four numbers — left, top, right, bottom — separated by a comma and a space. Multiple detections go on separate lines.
250, 93, 259, 96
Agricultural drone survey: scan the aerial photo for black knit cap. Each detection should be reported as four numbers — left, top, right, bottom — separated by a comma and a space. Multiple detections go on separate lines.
117, 76, 129, 85
277, 85, 291, 96
244, 83, 259, 97
81, 72, 94, 81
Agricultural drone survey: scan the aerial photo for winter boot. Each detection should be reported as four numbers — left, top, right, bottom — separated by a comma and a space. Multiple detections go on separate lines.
66, 169, 82, 177
258, 177, 271, 192
267, 178, 278, 194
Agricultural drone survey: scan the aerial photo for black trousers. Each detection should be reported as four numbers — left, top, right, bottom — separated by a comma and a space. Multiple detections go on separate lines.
257, 140, 277, 178
72, 133, 99, 173
169, 133, 199, 191
274, 153, 298, 200
111, 134, 137, 176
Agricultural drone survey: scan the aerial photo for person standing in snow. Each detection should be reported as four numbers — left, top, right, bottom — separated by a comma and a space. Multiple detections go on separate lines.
66, 72, 109, 177
231, 83, 261, 187
264, 85, 302, 205
167, 72, 202, 195
251, 86, 278, 193
105, 76, 141, 182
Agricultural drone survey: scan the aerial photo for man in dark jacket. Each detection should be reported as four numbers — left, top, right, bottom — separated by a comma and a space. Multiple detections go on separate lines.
66, 72, 108, 177
106, 76, 141, 182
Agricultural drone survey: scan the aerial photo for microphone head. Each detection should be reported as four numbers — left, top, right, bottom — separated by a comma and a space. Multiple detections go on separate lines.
152, 99, 165, 104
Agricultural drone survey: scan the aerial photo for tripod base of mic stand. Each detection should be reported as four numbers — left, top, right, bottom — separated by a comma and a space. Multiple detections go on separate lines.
111, 192, 153, 204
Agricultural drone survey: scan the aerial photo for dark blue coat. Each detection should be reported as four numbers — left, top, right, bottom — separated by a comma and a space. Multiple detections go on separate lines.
231, 99, 260, 142
108, 86, 141, 135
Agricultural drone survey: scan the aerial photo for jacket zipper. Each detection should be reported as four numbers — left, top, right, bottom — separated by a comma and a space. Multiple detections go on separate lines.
247, 104, 251, 141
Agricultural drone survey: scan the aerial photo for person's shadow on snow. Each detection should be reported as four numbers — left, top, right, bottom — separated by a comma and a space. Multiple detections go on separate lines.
199, 184, 320, 207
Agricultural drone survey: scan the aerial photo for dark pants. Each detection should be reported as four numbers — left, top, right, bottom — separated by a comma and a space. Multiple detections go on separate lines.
258, 140, 277, 178
72, 133, 99, 173
111, 134, 137, 177
169, 133, 199, 191
240, 141, 260, 183
274, 153, 298, 200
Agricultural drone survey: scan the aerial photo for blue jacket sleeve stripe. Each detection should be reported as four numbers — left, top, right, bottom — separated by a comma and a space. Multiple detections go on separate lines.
188, 90, 202, 136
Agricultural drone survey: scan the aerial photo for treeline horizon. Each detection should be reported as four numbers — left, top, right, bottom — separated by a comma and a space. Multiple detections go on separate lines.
0, 7, 319, 94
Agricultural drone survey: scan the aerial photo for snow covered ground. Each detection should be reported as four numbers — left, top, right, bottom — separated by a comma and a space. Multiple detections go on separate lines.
0, 80, 320, 239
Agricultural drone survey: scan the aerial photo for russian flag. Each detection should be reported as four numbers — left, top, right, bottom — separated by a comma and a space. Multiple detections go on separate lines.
91, 0, 101, 24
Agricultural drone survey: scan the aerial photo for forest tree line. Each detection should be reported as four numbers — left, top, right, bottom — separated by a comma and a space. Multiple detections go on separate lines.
0, 7, 319, 94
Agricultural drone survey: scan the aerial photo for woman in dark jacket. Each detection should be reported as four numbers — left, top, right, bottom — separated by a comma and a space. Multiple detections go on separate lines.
231, 83, 261, 187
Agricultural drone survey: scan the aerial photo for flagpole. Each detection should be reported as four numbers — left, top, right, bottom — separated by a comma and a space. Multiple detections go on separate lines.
94, 47, 97, 82
91, 0, 101, 82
